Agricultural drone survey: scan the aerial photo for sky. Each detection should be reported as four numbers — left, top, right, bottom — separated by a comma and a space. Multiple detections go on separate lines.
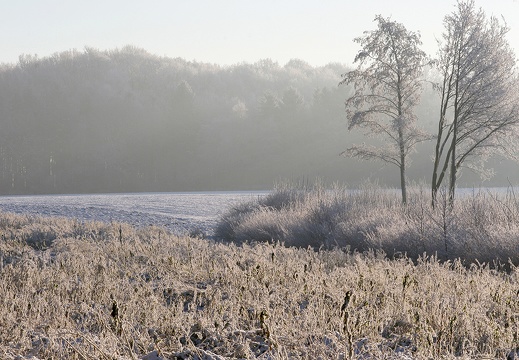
1, 0, 518, 67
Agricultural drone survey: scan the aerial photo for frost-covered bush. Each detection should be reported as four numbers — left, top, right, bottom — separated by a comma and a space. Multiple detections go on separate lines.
216, 183, 519, 265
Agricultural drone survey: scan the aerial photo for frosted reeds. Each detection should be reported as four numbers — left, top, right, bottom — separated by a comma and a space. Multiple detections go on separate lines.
1, 209, 519, 358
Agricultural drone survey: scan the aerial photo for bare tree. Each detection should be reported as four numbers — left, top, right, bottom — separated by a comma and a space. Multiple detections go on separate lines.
431, 0, 519, 206
340, 15, 429, 204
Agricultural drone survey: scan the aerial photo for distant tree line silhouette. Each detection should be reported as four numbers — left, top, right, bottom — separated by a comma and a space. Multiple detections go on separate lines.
0, 41, 516, 195
0, 47, 352, 194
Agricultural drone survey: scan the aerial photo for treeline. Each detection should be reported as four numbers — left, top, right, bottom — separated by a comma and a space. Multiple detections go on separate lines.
0, 46, 356, 194
0, 46, 514, 194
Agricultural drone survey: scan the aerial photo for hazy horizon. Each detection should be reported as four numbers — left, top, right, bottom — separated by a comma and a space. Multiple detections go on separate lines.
2, 1, 518, 67
1, 1, 519, 195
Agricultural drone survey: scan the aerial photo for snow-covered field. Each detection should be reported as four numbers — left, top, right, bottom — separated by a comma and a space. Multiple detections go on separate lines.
0, 191, 266, 237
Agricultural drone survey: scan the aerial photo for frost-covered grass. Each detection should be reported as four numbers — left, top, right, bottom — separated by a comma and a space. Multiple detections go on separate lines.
216, 183, 519, 266
1, 212, 519, 359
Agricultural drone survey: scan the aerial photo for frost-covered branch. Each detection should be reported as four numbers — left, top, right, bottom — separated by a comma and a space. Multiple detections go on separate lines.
340, 15, 430, 203
431, 0, 519, 205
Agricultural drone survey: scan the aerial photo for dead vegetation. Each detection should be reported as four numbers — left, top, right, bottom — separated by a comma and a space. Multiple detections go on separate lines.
1, 208, 519, 359
217, 183, 519, 266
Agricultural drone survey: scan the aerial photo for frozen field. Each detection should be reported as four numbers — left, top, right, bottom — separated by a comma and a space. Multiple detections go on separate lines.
0, 191, 266, 237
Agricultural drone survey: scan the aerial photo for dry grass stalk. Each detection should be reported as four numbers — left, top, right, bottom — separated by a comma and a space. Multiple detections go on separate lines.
0, 201, 518, 359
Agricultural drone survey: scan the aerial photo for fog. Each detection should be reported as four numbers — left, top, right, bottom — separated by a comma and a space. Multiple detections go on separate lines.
0, 46, 517, 195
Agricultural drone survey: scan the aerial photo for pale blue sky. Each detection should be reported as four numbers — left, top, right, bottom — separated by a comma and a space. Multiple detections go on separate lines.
1, 0, 518, 66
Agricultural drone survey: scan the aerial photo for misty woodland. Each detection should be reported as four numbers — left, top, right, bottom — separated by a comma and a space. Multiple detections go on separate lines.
0, 49, 349, 194
4, 1, 519, 359
0, 4, 517, 195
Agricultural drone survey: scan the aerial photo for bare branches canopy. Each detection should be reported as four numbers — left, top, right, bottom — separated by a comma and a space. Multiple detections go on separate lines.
340, 15, 430, 203
431, 0, 519, 205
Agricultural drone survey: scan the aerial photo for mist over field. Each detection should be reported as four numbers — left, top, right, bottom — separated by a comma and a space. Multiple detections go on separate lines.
0, 46, 516, 195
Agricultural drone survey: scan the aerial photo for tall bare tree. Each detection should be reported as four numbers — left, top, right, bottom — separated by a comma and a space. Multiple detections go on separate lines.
431, 0, 519, 206
340, 15, 429, 204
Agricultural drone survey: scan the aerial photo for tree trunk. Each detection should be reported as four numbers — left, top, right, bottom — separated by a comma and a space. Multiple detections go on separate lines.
396, 109, 407, 204
400, 142, 407, 204
432, 83, 451, 207
448, 130, 457, 208
448, 71, 460, 208
448, 158, 456, 208
432, 153, 440, 207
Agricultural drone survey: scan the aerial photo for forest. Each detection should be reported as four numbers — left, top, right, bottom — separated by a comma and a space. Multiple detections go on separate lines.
0, 45, 515, 194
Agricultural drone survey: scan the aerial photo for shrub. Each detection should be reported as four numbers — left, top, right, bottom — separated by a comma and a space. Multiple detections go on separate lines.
216, 183, 519, 265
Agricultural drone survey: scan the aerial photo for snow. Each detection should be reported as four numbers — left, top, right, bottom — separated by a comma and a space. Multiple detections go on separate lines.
0, 191, 266, 237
